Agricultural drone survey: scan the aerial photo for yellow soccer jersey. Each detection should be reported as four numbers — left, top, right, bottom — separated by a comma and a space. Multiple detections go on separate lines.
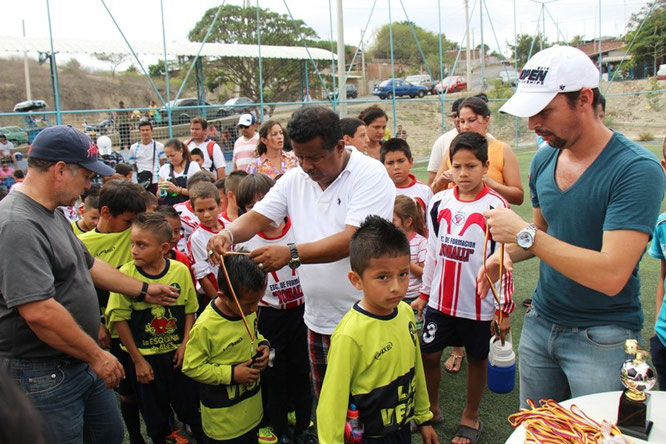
105, 259, 198, 355
317, 301, 433, 443
182, 300, 268, 441
70, 220, 86, 236
78, 227, 132, 267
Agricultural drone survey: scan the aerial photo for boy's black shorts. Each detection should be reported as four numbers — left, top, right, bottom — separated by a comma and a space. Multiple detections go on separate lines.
110, 337, 135, 396
419, 308, 491, 361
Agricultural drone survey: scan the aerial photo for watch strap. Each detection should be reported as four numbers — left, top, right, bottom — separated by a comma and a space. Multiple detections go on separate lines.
137, 282, 149, 302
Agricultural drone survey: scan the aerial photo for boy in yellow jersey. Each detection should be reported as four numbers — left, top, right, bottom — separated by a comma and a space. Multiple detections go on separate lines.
317, 216, 438, 444
182, 254, 271, 443
106, 212, 202, 443
71, 184, 101, 235
77, 179, 147, 444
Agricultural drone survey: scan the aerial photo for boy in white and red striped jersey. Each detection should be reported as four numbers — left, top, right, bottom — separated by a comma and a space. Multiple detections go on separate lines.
412, 132, 514, 442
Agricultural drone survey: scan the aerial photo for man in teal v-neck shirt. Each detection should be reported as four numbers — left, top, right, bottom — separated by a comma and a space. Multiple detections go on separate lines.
479, 46, 665, 407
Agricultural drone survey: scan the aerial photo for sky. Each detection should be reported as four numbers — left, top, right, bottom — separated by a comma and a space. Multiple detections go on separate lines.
0, 0, 651, 70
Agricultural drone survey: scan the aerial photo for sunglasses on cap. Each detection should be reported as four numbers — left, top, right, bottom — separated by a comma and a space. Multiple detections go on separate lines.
238, 125, 250, 129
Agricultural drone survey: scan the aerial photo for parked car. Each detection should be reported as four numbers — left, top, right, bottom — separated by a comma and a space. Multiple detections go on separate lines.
405, 74, 436, 94
0, 126, 29, 145
497, 69, 519, 86
219, 97, 256, 117
160, 98, 224, 124
372, 79, 428, 100
434, 76, 467, 93
657, 64, 666, 80
327, 84, 359, 100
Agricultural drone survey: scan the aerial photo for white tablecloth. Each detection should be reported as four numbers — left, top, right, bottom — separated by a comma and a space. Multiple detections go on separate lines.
505, 391, 666, 443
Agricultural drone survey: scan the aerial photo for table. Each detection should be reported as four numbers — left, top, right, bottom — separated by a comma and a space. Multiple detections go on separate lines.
505, 391, 666, 443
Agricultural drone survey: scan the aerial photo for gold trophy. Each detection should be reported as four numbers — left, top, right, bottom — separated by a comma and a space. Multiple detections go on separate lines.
616, 339, 656, 440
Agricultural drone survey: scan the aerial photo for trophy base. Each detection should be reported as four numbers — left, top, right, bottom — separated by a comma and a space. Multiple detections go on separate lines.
617, 391, 653, 440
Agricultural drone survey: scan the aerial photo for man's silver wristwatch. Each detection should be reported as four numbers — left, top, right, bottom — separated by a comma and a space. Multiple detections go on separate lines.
287, 243, 301, 270
516, 224, 538, 250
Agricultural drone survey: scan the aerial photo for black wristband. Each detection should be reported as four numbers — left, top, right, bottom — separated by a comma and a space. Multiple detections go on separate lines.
137, 282, 149, 302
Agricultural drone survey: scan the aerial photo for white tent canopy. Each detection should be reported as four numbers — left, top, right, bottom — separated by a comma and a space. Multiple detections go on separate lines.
0, 35, 336, 61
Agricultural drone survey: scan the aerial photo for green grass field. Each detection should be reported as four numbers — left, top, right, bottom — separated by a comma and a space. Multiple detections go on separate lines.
408, 142, 664, 443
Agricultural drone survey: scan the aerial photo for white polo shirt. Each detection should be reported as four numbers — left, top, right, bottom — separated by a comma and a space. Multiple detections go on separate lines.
128, 140, 165, 183
252, 148, 395, 334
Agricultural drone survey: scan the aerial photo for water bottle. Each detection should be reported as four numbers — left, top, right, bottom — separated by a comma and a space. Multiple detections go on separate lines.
487, 331, 516, 394
344, 403, 363, 444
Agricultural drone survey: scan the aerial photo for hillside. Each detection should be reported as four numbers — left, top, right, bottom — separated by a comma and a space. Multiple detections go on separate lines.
0, 57, 172, 119
1, 56, 664, 156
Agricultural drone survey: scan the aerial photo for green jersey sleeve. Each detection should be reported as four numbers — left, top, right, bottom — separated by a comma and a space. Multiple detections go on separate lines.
182, 321, 233, 385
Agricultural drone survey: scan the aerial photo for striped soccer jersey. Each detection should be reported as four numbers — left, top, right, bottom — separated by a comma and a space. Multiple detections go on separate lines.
396, 174, 433, 213
421, 185, 515, 321
174, 200, 199, 253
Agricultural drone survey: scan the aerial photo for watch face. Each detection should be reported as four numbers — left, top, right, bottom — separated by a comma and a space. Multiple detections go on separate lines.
517, 231, 533, 248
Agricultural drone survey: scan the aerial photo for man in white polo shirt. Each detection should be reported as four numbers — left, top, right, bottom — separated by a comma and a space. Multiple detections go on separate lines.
208, 106, 395, 395
232, 113, 259, 172
186, 117, 226, 179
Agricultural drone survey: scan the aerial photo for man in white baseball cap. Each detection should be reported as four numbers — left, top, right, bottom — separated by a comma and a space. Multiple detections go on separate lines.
232, 113, 259, 172
479, 45, 665, 407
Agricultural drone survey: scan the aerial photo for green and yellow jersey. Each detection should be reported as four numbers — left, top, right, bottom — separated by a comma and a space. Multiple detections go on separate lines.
182, 300, 268, 441
70, 220, 86, 236
317, 301, 433, 443
78, 227, 132, 267
105, 259, 198, 355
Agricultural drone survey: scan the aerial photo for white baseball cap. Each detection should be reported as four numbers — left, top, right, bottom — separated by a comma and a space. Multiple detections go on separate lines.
499, 45, 600, 118
238, 114, 254, 127
96, 135, 113, 156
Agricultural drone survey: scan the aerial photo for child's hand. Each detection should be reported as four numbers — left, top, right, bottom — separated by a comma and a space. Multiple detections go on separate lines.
173, 343, 186, 369
252, 345, 270, 371
135, 357, 154, 384
419, 425, 439, 444
491, 314, 511, 345
411, 297, 427, 320
233, 359, 260, 385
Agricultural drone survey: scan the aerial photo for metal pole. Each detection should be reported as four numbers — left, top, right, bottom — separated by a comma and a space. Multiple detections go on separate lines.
23, 20, 32, 101
598, 0, 602, 80
514, 0, 519, 149
479, 0, 485, 90
45, 0, 62, 125
328, 0, 336, 109
388, 0, 397, 135
542, 5, 545, 50
438, 0, 445, 132
361, 39, 366, 96
160, 0, 172, 138
256, 0, 264, 122
336, 0, 346, 117
465, 0, 471, 88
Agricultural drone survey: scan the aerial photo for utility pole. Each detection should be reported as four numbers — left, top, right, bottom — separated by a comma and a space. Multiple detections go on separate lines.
361, 39, 366, 95
336, 0, 346, 116
22, 20, 32, 101
598, 0, 602, 80
479, 0, 486, 89
541, 4, 546, 50
465, 0, 471, 85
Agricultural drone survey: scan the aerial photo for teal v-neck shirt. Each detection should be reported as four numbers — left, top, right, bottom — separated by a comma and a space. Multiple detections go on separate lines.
529, 131, 664, 330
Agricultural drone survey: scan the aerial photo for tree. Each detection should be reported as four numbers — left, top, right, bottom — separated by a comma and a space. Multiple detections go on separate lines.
370, 21, 457, 71
510, 34, 549, 67
570, 35, 585, 47
188, 5, 321, 102
93, 53, 128, 77
149, 60, 167, 78
625, 0, 666, 72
